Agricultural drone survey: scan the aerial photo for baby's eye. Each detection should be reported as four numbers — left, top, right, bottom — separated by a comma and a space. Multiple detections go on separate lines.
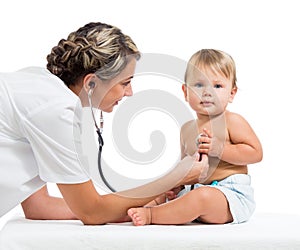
194, 83, 204, 88
214, 84, 223, 89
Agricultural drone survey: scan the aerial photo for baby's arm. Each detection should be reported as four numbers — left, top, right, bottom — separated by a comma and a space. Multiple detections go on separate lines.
198, 112, 263, 165
222, 113, 263, 165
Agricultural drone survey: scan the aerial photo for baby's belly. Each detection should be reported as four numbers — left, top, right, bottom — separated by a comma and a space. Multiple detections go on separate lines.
203, 164, 248, 184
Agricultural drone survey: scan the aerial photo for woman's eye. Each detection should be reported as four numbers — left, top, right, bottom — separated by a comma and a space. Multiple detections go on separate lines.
122, 81, 131, 87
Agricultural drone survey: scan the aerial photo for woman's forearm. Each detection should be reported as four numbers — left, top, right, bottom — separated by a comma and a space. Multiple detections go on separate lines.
176, 153, 209, 186
58, 181, 155, 225
21, 186, 77, 220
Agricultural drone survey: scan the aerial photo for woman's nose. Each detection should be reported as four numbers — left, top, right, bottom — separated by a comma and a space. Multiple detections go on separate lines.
124, 84, 133, 96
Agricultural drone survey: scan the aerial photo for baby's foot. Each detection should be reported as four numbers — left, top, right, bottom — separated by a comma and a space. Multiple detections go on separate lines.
127, 207, 152, 226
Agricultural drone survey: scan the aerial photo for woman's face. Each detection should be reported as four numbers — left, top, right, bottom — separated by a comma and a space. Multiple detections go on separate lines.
93, 58, 137, 112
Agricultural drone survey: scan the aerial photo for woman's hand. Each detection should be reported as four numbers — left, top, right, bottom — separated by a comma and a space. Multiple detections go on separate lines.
178, 153, 209, 186
165, 186, 184, 201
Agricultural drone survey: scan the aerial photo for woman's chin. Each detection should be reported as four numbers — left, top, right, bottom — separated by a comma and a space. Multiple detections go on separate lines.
100, 107, 114, 113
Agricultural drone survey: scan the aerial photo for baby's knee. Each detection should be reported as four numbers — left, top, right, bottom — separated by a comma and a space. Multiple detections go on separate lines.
194, 186, 214, 202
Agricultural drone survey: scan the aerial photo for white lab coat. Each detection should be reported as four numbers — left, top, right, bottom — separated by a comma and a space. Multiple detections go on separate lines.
0, 67, 90, 217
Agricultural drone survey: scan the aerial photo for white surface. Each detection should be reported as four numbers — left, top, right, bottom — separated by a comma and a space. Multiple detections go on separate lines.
1, 213, 300, 250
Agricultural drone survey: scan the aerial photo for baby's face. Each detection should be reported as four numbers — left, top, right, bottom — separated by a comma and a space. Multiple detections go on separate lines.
184, 68, 236, 116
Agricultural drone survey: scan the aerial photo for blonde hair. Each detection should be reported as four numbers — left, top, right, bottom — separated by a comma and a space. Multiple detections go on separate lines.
47, 22, 140, 87
184, 49, 237, 88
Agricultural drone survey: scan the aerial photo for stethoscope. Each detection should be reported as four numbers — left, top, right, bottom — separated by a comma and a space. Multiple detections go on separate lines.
191, 134, 218, 190
88, 81, 116, 192
191, 133, 206, 191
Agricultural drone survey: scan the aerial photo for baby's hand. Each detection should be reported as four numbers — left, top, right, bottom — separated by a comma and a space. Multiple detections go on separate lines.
196, 128, 223, 159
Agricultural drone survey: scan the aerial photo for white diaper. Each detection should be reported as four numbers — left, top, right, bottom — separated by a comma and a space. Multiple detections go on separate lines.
177, 174, 255, 224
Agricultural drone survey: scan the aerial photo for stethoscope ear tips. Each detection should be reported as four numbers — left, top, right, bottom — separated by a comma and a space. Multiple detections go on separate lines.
89, 81, 96, 89
88, 82, 95, 97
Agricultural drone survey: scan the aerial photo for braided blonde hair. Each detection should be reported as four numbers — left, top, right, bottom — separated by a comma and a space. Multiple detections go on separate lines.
47, 22, 140, 87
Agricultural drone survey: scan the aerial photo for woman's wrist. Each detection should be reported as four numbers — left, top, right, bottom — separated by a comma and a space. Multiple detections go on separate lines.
179, 161, 199, 185
180, 153, 209, 185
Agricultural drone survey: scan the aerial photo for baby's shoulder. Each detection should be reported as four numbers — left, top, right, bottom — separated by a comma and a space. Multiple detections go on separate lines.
181, 119, 196, 130
225, 111, 248, 125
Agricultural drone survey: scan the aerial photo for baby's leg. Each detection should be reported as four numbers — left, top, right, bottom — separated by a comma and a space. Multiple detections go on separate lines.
128, 187, 233, 225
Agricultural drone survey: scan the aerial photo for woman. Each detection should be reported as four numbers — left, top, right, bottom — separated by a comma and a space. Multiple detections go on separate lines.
0, 22, 207, 225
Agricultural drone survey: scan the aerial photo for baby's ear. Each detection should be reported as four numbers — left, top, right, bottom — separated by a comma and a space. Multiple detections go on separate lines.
229, 87, 237, 103
182, 84, 188, 101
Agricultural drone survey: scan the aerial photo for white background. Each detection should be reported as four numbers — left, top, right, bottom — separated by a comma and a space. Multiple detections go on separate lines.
1, 0, 300, 228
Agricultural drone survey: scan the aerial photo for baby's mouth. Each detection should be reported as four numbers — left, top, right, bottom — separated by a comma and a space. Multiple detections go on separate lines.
201, 100, 214, 106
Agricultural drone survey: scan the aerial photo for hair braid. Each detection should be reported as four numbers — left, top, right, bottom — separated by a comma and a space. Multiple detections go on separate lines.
46, 22, 140, 87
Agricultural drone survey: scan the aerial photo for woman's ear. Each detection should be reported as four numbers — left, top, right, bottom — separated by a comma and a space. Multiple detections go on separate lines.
182, 84, 188, 101
229, 87, 237, 103
83, 74, 97, 94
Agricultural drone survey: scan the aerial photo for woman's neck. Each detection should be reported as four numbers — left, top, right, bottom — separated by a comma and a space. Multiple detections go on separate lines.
69, 84, 82, 96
